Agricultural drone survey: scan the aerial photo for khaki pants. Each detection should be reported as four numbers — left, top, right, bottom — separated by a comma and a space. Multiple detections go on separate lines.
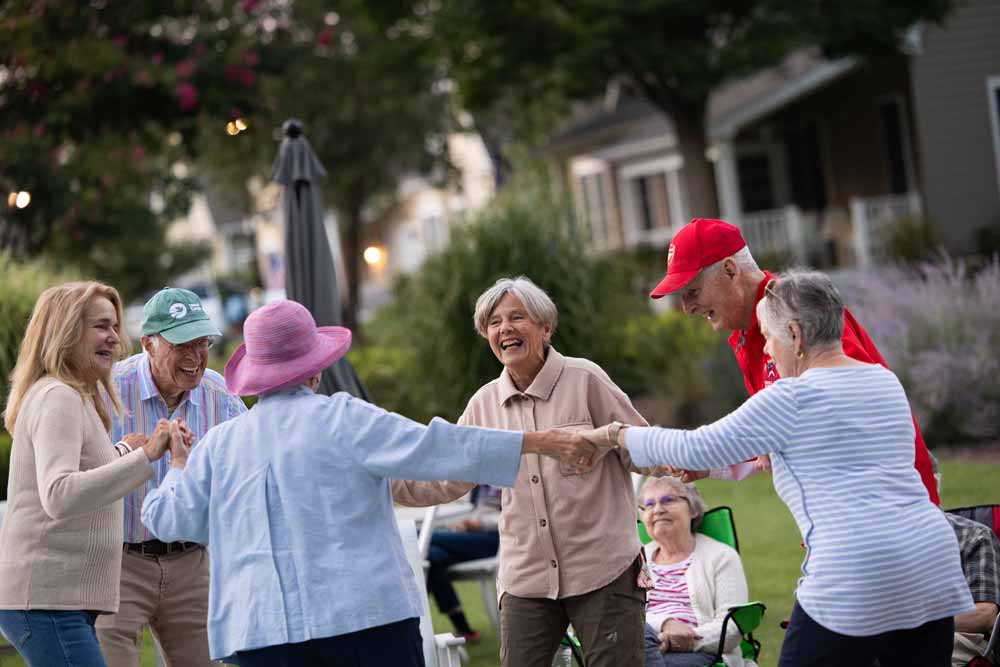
499, 557, 645, 667
96, 546, 215, 667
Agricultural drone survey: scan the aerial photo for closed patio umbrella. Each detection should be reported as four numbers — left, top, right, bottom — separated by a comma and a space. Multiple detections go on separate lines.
271, 119, 370, 399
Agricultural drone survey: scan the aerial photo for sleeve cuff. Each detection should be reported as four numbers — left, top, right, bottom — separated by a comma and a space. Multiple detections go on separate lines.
624, 427, 654, 468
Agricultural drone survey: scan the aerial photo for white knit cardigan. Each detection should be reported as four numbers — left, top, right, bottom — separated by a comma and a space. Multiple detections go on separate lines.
643, 533, 756, 667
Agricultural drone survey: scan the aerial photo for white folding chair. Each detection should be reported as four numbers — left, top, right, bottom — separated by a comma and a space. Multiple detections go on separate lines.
448, 556, 500, 630
399, 513, 466, 667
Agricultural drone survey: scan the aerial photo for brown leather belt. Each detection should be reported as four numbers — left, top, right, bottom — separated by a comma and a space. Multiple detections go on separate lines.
125, 540, 200, 556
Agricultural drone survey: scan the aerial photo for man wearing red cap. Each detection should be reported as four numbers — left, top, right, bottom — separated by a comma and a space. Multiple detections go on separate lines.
649, 218, 939, 504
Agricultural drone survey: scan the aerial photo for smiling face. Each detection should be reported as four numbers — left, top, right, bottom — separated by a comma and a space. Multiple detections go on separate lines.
142, 334, 210, 401
486, 292, 552, 383
640, 485, 695, 545
74, 296, 121, 381
679, 262, 748, 332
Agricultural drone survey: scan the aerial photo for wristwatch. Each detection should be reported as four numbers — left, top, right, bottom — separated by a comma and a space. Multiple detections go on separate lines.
608, 421, 630, 448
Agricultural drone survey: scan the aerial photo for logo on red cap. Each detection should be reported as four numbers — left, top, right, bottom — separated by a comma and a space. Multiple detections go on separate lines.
667, 243, 676, 271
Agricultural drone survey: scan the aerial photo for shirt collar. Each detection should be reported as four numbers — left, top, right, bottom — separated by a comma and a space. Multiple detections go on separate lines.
497, 347, 565, 405
729, 270, 777, 350
136, 352, 202, 412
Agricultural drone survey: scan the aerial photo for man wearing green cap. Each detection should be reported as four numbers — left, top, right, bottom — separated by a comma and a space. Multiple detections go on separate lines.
96, 288, 247, 667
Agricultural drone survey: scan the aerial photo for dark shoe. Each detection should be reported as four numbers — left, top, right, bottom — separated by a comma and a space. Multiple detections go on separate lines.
459, 630, 481, 644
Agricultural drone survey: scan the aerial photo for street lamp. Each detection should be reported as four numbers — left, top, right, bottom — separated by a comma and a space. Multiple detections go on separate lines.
363, 246, 384, 265
7, 191, 30, 209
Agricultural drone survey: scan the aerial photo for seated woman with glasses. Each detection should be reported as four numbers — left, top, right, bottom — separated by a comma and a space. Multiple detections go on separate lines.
639, 477, 753, 667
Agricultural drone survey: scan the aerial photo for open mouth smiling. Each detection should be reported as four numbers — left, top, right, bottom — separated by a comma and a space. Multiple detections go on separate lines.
500, 339, 523, 351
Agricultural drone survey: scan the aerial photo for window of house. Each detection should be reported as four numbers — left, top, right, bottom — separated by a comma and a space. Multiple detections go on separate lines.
988, 76, 1000, 197
633, 173, 671, 231
878, 97, 911, 194
736, 153, 776, 212
579, 172, 609, 243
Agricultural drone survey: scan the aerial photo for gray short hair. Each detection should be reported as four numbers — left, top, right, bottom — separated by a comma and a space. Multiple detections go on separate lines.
640, 477, 708, 532
756, 270, 844, 348
473, 277, 558, 337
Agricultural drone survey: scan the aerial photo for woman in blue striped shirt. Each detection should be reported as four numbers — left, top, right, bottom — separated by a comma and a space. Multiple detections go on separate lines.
586, 270, 972, 667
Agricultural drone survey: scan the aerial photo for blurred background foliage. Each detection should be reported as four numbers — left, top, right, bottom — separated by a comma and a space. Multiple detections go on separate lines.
353, 184, 744, 425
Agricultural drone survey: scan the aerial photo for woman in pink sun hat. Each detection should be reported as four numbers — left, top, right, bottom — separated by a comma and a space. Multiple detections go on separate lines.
139, 299, 596, 667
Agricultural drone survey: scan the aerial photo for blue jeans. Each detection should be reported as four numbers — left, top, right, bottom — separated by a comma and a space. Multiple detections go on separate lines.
0, 609, 106, 666
426, 530, 499, 613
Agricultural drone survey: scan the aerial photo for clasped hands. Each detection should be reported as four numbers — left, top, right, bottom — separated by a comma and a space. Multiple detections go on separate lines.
658, 618, 701, 654
122, 418, 195, 466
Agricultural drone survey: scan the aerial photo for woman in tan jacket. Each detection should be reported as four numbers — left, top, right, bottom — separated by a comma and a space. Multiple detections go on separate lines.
0, 282, 172, 666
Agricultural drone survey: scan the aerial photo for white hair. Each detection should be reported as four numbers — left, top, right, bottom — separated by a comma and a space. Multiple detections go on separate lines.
473, 276, 558, 337
704, 246, 758, 277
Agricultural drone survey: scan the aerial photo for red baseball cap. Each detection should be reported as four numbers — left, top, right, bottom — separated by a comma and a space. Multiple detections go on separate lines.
649, 218, 747, 298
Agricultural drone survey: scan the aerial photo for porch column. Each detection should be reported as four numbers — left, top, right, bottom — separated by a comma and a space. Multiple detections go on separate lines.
711, 138, 742, 225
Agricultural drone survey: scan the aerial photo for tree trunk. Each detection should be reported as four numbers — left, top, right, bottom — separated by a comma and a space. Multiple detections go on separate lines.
672, 113, 720, 220
340, 203, 363, 334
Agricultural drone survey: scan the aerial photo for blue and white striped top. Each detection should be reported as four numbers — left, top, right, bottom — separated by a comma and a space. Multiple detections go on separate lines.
626, 365, 973, 636
111, 353, 247, 543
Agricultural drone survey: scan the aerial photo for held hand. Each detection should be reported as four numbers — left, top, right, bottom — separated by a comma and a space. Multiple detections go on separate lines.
678, 469, 709, 483
577, 424, 617, 452
141, 419, 172, 461
174, 418, 196, 447
522, 429, 598, 473
659, 619, 700, 653
754, 454, 772, 473
168, 421, 191, 469
121, 433, 147, 452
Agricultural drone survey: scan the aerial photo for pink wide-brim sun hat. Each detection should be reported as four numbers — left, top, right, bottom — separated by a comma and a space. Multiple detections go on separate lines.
224, 299, 352, 396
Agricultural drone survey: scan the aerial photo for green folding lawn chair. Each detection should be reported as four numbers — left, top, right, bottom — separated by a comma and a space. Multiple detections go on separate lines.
639, 506, 767, 666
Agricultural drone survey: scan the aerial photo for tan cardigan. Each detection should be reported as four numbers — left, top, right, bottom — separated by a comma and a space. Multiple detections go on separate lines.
0, 377, 153, 612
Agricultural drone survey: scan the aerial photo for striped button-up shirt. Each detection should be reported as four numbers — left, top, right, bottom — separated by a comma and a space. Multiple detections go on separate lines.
111, 353, 247, 544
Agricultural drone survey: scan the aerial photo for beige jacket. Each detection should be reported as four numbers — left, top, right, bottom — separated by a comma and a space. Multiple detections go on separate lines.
393, 348, 648, 599
0, 377, 153, 612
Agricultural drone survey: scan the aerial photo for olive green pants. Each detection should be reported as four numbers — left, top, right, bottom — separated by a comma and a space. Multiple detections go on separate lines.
500, 557, 646, 667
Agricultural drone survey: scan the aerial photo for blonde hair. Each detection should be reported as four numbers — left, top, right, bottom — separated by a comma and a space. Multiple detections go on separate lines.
4, 281, 130, 432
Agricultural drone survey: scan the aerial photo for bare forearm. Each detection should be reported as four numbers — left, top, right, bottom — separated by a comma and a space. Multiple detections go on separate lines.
954, 601, 998, 634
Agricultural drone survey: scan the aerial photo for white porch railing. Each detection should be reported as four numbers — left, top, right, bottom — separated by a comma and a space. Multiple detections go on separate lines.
850, 192, 922, 267
739, 205, 810, 265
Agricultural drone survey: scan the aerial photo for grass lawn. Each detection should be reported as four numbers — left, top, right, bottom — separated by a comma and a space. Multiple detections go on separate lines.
1, 456, 994, 667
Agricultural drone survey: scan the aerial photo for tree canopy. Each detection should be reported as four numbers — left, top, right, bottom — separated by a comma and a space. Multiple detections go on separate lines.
437, 0, 956, 214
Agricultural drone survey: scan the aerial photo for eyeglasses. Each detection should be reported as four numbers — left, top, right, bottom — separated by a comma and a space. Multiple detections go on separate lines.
639, 494, 689, 511
166, 337, 214, 353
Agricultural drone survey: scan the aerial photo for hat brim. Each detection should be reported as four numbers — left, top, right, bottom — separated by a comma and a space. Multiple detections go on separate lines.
649, 268, 700, 299
224, 326, 352, 396
158, 319, 223, 343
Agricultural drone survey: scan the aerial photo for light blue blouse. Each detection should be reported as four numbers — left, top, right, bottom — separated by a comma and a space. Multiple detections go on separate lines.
141, 386, 523, 660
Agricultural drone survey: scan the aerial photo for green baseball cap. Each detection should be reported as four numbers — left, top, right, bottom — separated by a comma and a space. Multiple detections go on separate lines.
141, 287, 222, 344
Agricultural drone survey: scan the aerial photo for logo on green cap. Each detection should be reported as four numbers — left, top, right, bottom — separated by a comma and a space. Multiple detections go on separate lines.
142, 287, 221, 344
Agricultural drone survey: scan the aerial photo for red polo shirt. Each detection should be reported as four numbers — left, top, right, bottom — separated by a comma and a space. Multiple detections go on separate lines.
728, 271, 940, 504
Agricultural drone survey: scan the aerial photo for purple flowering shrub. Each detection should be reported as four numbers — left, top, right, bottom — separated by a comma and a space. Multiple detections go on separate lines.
838, 255, 1000, 445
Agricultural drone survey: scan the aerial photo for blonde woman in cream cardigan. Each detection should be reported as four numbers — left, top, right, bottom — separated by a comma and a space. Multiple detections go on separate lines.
0, 281, 173, 666
639, 477, 754, 667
